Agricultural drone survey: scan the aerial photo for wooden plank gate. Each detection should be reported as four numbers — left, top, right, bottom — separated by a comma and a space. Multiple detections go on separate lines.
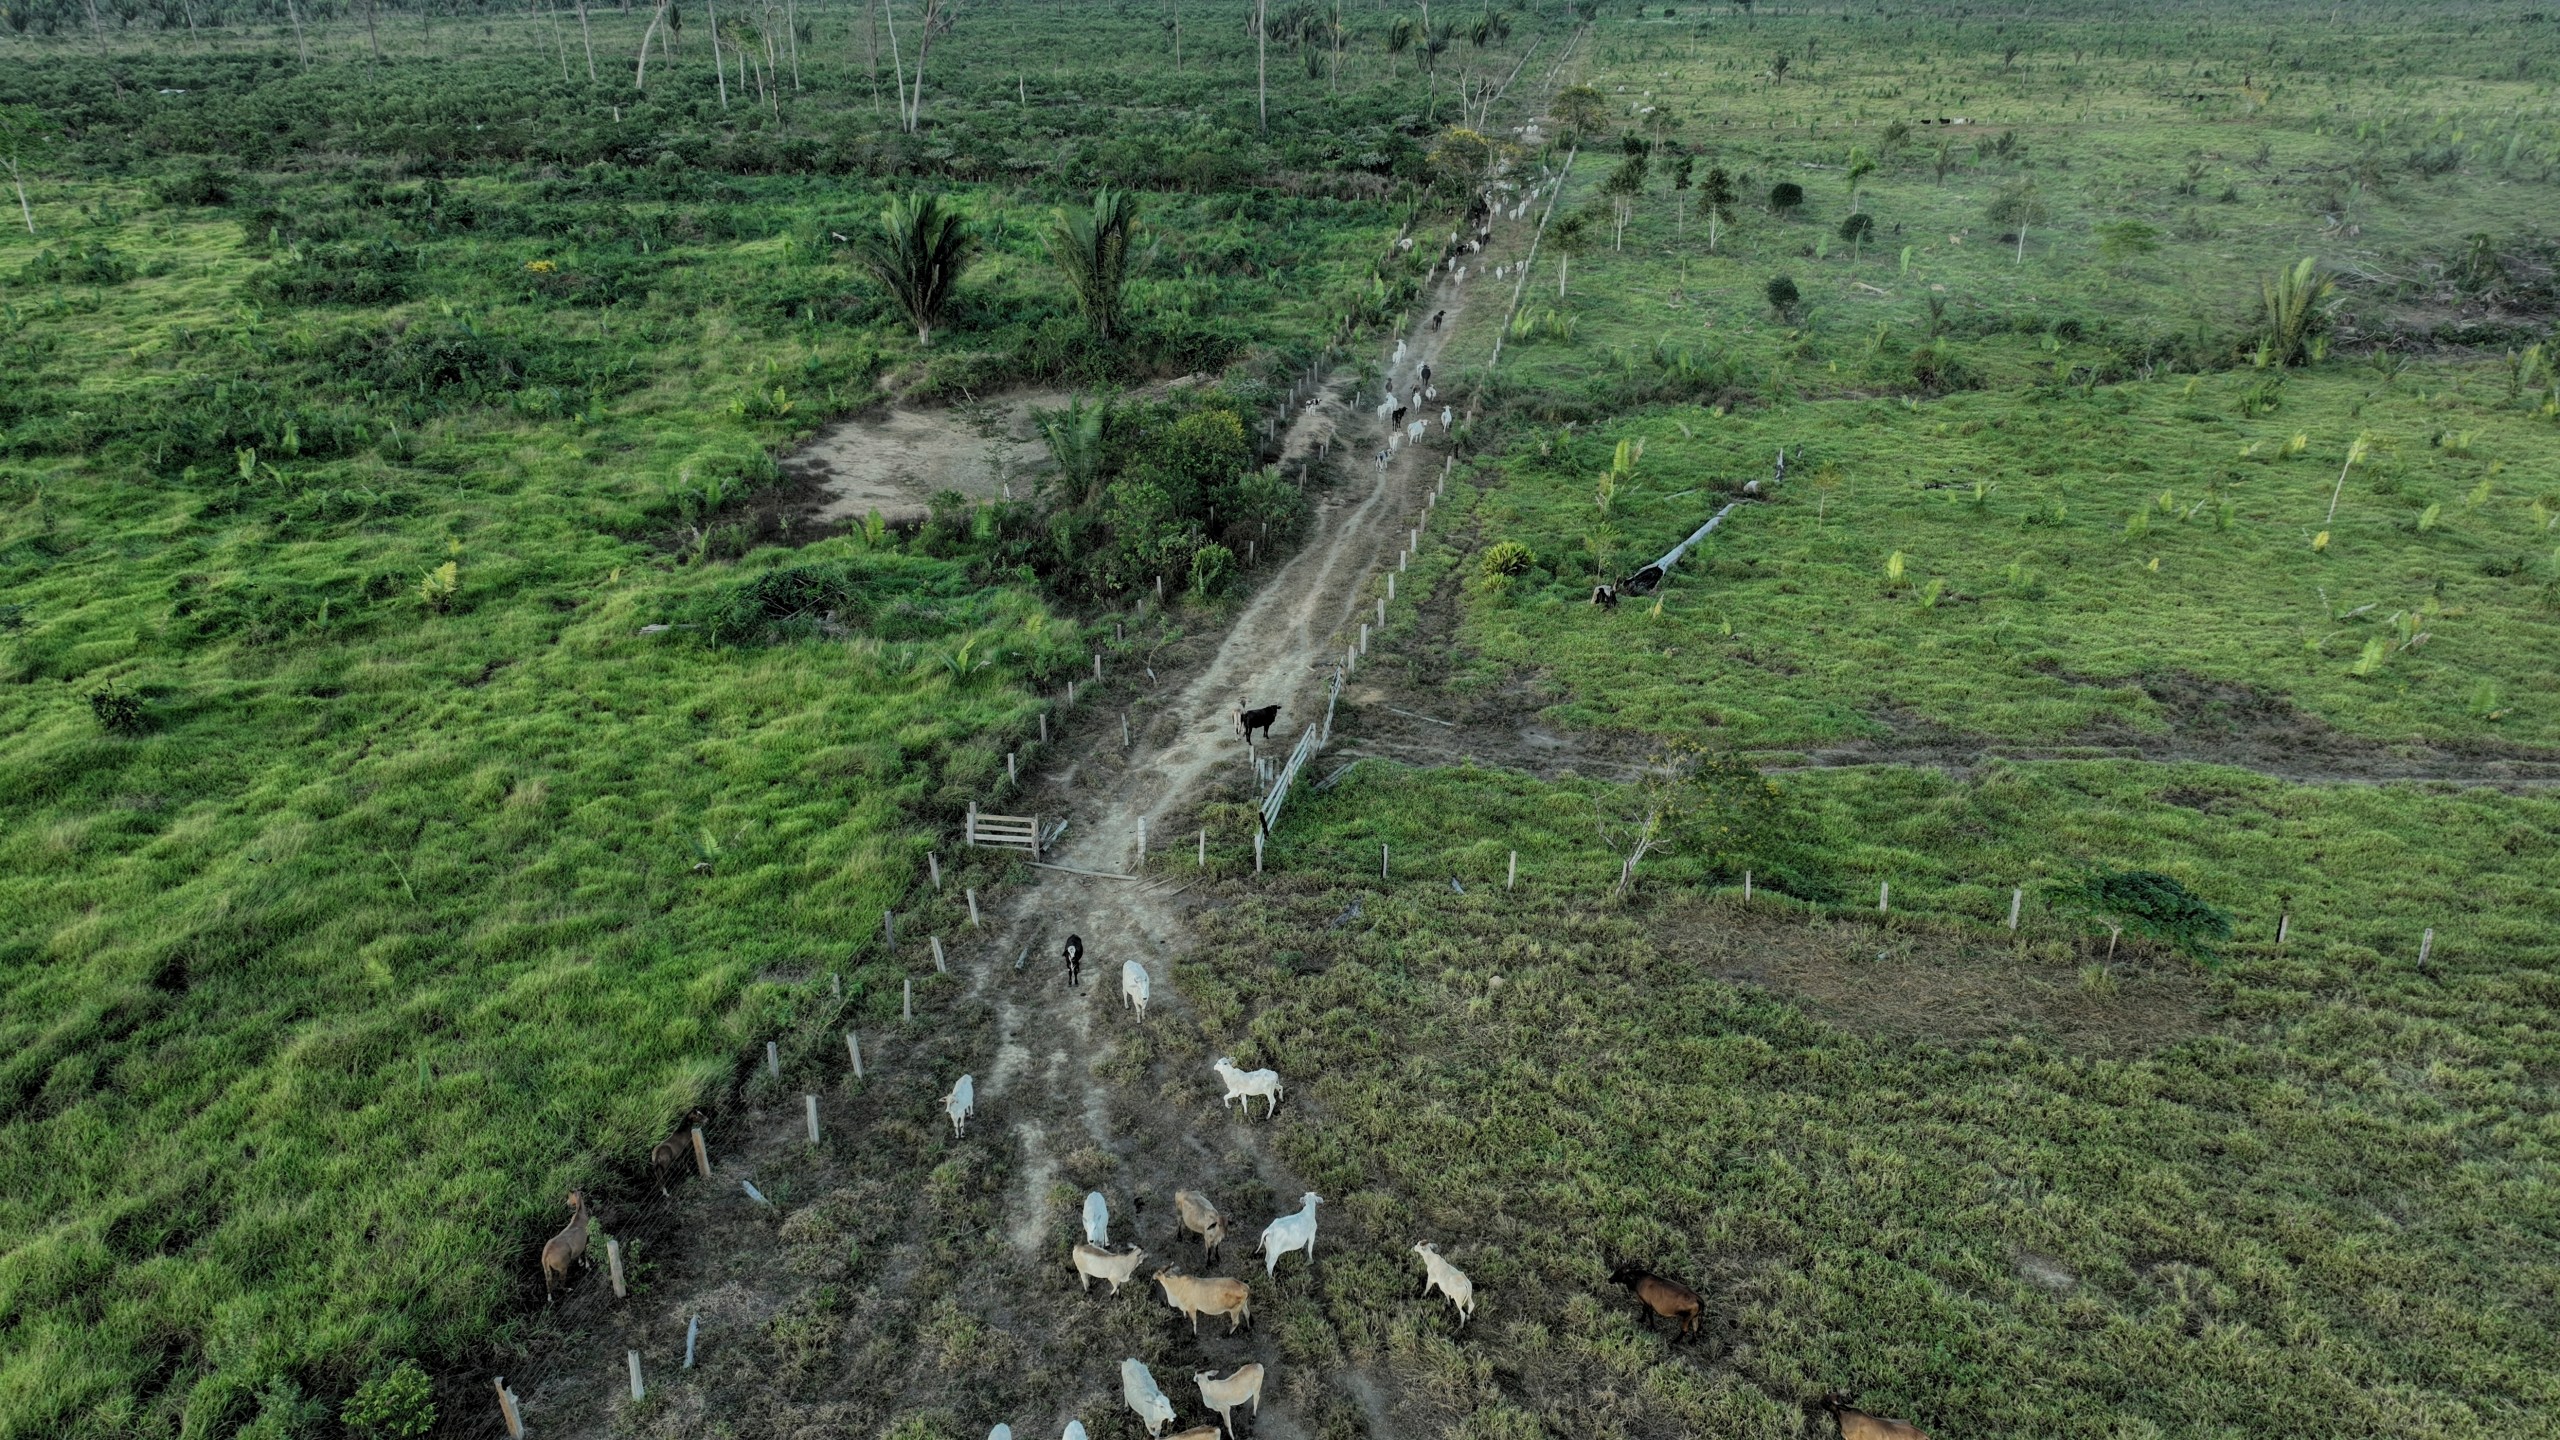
965, 803, 1042, 857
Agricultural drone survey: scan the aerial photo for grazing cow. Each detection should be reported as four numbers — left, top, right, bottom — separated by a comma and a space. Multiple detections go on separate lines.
1255, 1193, 1322, 1277
1212, 1057, 1283, 1119
1391, 405, 1408, 426
650, 1110, 706, 1196
1122, 960, 1151, 1021
1121, 1359, 1177, 1438
1083, 1190, 1112, 1247
1821, 1394, 1931, 1440
1236, 704, 1281, 744
1430, 309, 1446, 328
1420, 363, 1432, 384
1072, 1242, 1148, 1294
1194, 1364, 1266, 1438
1591, 584, 1619, 610
1607, 1263, 1703, 1339
944, 1074, 976, 1137
1174, 1190, 1226, 1260
1063, 933, 1085, 988
1413, 1242, 1475, 1327
541, 1191, 591, 1302
1155, 1268, 1253, 1334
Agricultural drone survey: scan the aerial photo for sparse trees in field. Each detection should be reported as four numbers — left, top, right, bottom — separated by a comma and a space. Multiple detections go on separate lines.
1986, 179, 2047, 264
1768, 51, 1789, 84
0, 105, 49, 235
1046, 188, 1142, 341
1767, 179, 1803, 215
1551, 83, 1605, 139
1700, 164, 1735, 251
1845, 147, 1875, 210
1603, 152, 1645, 249
1670, 152, 1693, 238
2259, 257, 2337, 367
1764, 273, 1799, 318
857, 193, 976, 345
1932, 136, 1957, 183
1837, 211, 1874, 259
1552, 210, 1592, 296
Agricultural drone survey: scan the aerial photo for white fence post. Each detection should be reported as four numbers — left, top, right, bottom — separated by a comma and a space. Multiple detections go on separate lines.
930, 936, 946, 972
903, 978, 913, 1022
2009, 887, 2023, 930
805, 1094, 820, 1144
966, 888, 981, 927
493, 1380, 524, 1439
1879, 882, 1891, 913
1507, 850, 1517, 890
627, 1351, 645, 1401
845, 1031, 863, 1077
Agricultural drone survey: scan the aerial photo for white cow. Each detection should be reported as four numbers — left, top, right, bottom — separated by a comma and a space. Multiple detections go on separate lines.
944, 1074, 975, 1137
1083, 1190, 1112, 1247
1121, 960, 1150, 1020
1255, 1192, 1323, 1277
1121, 1359, 1177, 1438
1211, 1056, 1284, 1119
1413, 1242, 1476, 1326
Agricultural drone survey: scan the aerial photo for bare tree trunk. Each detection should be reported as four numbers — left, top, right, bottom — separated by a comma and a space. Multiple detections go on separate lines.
284, 0, 309, 66
905, 0, 943, 133
783, 0, 800, 88
6, 161, 32, 236
882, 0, 908, 129
706, 0, 730, 107
83, 0, 108, 56
633, 0, 666, 85
861, 0, 881, 110
539, 0, 569, 79
574, 0, 597, 79
1254, 0, 1266, 134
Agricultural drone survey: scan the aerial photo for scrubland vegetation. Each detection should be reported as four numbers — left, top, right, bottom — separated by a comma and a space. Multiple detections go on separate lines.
4, 0, 2559, 1434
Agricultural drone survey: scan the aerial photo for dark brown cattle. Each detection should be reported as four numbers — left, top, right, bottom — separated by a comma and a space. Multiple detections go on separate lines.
650, 1110, 705, 1196
1607, 1263, 1703, 1338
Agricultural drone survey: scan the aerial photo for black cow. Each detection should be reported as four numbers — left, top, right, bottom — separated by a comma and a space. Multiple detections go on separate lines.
1237, 703, 1282, 743
1063, 933, 1084, 988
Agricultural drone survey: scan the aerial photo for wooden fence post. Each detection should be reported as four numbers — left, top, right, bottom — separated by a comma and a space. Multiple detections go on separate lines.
606, 1237, 627, 1298
690, 1125, 709, 1178
1378, 597, 1386, 626
1040, 713, 1049, 743
766, 1041, 779, 1079
845, 1031, 863, 1077
1008, 751, 1017, 782
684, 1316, 700, 1369
928, 851, 941, 889
1878, 882, 1890, 913
804, 1094, 820, 1144
903, 978, 913, 1022
1093, 652, 1103, 680
2009, 886, 2023, 930
1507, 850, 1517, 890
2418, 927, 2435, 966
493, 1380, 524, 1439
930, 936, 946, 972
1122, 713, 1131, 748
1743, 869, 1753, 900
1360, 622, 1369, 654
830, 972, 841, 998
2277, 912, 2291, 946
966, 888, 981, 927
1388, 573, 1396, 600
1253, 829, 1265, 873
883, 910, 898, 949
627, 1350, 645, 1401
1137, 817, 1147, 865
1382, 844, 1390, 881
1198, 829, 1207, 868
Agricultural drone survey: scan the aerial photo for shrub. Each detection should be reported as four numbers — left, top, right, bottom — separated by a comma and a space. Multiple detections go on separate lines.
1480, 540, 1537, 578
19, 243, 135, 286
339, 1361, 435, 1440
87, 686, 147, 735
2043, 868, 2234, 963
1836, 212, 1875, 245
1764, 274, 1800, 318
1189, 541, 1237, 598
1767, 181, 1804, 214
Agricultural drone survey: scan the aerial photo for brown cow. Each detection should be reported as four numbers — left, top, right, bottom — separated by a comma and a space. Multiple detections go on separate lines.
1822, 1393, 1931, 1440
1607, 1263, 1702, 1339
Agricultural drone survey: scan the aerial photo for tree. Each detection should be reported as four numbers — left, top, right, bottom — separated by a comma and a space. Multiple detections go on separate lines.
857, 193, 976, 345
2094, 219, 2160, 267
1386, 15, 1414, 73
1602, 152, 1646, 249
1035, 396, 1113, 507
1552, 210, 1592, 296
1426, 126, 1500, 197
1931, 136, 1956, 184
1254, 0, 1267, 134
1419, 19, 1455, 119
1044, 188, 1143, 341
1596, 747, 1780, 899
2042, 868, 2233, 965
1844, 147, 1875, 211
1700, 163, 1735, 251
1836, 211, 1873, 259
1670, 151, 1694, 238
1764, 273, 1798, 319
2259, 257, 2337, 367
0, 105, 49, 235
1768, 51, 1789, 83
1551, 83, 1605, 140
1767, 180, 1803, 215
1986, 180, 2048, 265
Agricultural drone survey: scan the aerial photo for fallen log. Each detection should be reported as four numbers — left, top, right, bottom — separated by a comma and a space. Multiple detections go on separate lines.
1616, 448, 1785, 596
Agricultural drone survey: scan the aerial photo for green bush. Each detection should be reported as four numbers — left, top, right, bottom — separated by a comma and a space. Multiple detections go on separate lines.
86, 686, 147, 736
1767, 180, 1805, 214
1480, 540, 1538, 578
1764, 274, 1800, 318
2042, 867, 2234, 962
1188, 541, 1237, 598
338, 1362, 434, 1440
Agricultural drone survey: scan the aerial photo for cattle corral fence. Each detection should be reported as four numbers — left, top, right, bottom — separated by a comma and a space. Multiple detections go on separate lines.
964, 803, 1042, 857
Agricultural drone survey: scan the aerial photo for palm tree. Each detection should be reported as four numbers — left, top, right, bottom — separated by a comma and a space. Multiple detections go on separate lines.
1035, 396, 1114, 507
858, 194, 977, 346
1386, 15, 1414, 74
1044, 188, 1144, 342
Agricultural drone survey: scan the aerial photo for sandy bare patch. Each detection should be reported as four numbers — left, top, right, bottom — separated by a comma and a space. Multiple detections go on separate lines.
794, 392, 1065, 525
